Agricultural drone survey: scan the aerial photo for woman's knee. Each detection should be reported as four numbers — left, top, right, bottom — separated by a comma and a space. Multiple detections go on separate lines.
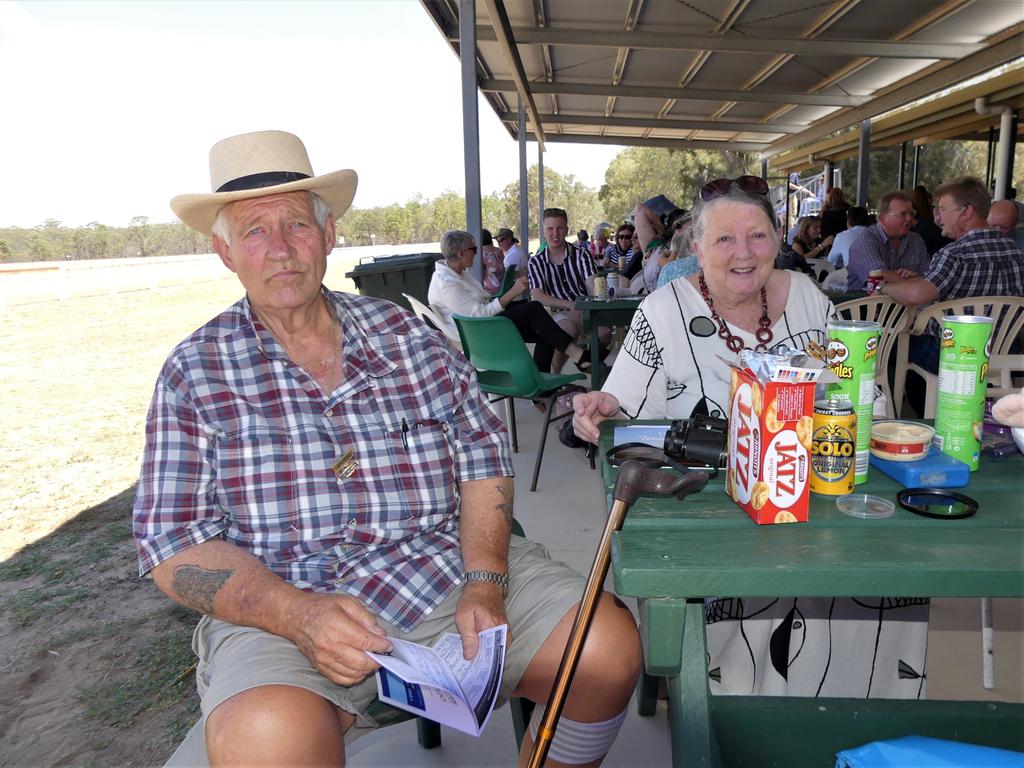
205, 685, 347, 766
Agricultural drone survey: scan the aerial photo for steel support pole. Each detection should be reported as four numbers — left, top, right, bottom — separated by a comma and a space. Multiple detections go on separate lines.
856, 118, 871, 207
912, 145, 923, 189
518, 97, 529, 254
994, 110, 1018, 201
824, 160, 834, 191
898, 142, 908, 190
1006, 111, 1019, 197
985, 127, 996, 189
537, 147, 545, 248
459, 0, 482, 277
760, 158, 768, 179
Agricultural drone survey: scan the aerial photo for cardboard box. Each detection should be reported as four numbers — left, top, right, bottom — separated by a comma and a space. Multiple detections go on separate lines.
727, 366, 816, 524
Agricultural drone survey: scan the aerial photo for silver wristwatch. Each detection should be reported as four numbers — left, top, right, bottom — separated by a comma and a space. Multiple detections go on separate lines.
463, 569, 509, 597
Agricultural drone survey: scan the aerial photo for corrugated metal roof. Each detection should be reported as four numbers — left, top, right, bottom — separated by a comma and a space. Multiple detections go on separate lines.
420, 0, 1023, 170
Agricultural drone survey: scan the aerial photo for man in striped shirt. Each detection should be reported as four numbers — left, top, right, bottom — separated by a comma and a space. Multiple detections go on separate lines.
527, 207, 605, 372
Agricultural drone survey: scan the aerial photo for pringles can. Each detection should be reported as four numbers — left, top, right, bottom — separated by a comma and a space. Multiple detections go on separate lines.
934, 315, 993, 470
825, 319, 881, 484
593, 272, 607, 301
810, 399, 857, 495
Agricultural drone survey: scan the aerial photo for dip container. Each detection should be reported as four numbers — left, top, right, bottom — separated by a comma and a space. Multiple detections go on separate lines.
870, 421, 935, 462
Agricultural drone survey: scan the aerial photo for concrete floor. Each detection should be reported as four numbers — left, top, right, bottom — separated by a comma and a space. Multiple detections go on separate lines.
347, 399, 1023, 767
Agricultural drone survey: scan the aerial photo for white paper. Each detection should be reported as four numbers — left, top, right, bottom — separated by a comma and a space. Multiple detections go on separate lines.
367, 624, 507, 737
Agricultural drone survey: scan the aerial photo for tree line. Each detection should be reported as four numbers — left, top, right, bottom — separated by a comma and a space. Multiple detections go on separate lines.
1, 140, 1014, 264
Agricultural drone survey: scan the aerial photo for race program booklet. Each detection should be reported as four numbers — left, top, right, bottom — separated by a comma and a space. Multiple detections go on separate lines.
366, 624, 507, 737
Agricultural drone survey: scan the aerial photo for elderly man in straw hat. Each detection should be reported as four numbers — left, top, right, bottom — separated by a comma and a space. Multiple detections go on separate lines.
133, 130, 639, 767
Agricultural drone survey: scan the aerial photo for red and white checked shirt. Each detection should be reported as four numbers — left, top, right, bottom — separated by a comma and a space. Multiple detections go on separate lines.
133, 289, 513, 631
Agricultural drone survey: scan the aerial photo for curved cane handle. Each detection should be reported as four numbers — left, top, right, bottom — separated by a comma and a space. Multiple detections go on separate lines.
612, 459, 708, 506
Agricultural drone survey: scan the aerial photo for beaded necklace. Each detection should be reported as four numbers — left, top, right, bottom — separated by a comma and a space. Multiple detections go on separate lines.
697, 270, 774, 353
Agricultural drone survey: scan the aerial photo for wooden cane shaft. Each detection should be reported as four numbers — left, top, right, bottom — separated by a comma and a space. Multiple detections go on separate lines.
527, 498, 630, 768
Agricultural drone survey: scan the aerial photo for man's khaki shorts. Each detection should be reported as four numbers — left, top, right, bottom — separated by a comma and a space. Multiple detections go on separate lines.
191, 535, 585, 744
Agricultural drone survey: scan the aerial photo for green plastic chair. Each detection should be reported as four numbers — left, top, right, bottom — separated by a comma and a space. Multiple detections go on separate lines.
493, 264, 517, 297
453, 314, 585, 491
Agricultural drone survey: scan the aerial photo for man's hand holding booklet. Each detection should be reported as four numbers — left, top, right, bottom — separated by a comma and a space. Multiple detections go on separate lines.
366, 624, 508, 737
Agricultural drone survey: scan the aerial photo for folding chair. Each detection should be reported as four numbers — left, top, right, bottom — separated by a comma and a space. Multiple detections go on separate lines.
835, 295, 912, 418
402, 292, 463, 352
453, 314, 585, 491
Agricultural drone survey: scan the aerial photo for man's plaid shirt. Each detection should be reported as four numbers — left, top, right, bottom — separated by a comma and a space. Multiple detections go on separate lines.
132, 289, 514, 631
922, 227, 1024, 337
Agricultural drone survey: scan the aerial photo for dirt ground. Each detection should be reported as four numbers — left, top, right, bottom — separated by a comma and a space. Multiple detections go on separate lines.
0, 258, 359, 767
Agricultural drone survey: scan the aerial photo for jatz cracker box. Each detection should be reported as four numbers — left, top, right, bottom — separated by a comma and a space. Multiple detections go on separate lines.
726, 365, 816, 525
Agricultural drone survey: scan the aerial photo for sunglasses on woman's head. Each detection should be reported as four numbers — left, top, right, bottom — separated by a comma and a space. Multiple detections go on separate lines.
700, 175, 769, 201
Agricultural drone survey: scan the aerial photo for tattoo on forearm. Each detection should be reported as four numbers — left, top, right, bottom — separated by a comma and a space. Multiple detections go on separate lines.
496, 485, 514, 527
171, 565, 233, 615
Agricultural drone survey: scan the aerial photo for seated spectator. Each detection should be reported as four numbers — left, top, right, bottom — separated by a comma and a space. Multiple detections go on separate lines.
576, 229, 589, 250
882, 177, 1024, 413
656, 226, 699, 288
775, 239, 816, 276
590, 223, 613, 266
791, 216, 833, 261
479, 229, 505, 294
529, 209, 608, 372
820, 187, 850, 240
495, 226, 524, 269
847, 191, 930, 291
911, 185, 953, 256
634, 202, 688, 293
429, 230, 593, 373
828, 206, 869, 268
989, 199, 1024, 250
605, 223, 637, 276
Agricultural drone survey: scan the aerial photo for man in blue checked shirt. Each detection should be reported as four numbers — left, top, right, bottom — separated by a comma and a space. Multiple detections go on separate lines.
133, 130, 639, 767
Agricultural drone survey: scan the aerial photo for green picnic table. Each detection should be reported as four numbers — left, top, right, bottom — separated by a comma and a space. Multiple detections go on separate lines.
575, 295, 644, 390
600, 420, 1024, 766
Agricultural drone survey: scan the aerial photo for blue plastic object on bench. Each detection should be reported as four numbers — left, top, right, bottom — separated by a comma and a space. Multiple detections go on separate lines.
868, 445, 970, 489
835, 734, 1024, 767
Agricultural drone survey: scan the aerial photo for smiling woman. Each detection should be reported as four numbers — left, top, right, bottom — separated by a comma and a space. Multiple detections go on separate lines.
572, 178, 932, 702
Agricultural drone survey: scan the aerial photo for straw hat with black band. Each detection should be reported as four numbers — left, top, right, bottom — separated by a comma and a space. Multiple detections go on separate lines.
171, 130, 358, 235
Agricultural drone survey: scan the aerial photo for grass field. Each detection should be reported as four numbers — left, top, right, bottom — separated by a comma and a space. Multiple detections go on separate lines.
0, 255, 364, 766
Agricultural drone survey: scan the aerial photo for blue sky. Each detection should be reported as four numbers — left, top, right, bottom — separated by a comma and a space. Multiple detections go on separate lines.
0, 0, 622, 228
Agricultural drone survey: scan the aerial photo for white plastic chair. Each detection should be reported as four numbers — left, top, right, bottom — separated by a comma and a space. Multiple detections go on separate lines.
805, 257, 835, 283
899, 296, 1024, 418
834, 296, 911, 419
402, 292, 463, 352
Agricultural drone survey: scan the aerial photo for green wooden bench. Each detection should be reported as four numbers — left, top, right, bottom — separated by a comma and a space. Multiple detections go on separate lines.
601, 420, 1024, 767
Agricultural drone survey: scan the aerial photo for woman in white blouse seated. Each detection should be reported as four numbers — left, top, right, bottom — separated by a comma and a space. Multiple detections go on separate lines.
573, 177, 930, 700
428, 230, 592, 373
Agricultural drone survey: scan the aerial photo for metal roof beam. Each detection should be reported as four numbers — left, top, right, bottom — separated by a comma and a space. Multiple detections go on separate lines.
535, 134, 767, 152
481, 0, 545, 150
499, 111, 800, 134
763, 32, 1024, 158
481, 78, 865, 107
466, 26, 982, 59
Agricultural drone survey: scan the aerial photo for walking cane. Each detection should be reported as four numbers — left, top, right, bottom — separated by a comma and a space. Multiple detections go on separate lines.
528, 459, 709, 767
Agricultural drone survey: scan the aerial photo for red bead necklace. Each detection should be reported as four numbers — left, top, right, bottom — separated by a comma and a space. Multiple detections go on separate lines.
697, 270, 774, 353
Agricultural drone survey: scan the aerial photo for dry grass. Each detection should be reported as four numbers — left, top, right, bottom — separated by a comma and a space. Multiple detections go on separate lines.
0, 256, 360, 766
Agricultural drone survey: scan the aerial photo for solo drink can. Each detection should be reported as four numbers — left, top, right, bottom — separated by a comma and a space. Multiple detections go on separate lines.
593, 273, 607, 301
825, 319, 881, 484
809, 398, 857, 495
934, 315, 993, 470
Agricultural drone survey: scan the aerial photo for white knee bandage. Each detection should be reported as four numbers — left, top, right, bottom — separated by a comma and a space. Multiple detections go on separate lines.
528, 705, 627, 764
